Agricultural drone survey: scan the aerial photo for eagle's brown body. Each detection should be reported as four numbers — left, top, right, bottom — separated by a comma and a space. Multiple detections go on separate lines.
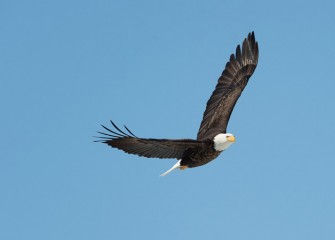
181, 141, 221, 168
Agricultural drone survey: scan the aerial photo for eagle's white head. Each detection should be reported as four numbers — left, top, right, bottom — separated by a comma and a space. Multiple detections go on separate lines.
213, 133, 235, 151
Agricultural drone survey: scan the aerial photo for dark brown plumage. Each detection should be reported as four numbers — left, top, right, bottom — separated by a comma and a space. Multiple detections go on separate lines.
96, 32, 259, 174
197, 32, 259, 140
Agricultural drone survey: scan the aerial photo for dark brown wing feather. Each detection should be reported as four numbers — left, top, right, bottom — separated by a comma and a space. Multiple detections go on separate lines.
95, 121, 206, 159
197, 32, 259, 141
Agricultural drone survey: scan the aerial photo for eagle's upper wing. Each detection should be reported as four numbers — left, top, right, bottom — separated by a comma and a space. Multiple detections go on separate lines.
95, 121, 207, 159
197, 32, 259, 141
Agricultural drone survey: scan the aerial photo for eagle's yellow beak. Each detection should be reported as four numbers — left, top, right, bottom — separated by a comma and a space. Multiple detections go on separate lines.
227, 136, 236, 142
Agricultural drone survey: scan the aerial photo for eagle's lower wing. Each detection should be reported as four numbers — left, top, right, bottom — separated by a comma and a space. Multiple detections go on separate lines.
197, 32, 259, 141
95, 121, 206, 159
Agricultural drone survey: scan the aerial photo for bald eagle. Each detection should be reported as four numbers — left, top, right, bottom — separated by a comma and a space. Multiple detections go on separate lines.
96, 32, 259, 176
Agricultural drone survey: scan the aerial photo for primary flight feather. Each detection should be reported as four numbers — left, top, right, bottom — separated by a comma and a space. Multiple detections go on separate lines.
96, 32, 259, 176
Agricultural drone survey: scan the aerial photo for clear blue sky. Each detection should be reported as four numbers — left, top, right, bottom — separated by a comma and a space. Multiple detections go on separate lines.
1, 0, 335, 239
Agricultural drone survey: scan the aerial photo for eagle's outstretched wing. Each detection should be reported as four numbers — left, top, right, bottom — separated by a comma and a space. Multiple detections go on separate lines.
95, 121, 207, 159
197, 32, 259, 141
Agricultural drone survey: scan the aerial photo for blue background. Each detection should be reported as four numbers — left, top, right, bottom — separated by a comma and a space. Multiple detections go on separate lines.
1, 0, 334, 239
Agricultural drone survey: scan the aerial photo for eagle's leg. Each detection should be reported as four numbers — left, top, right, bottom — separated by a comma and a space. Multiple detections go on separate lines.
180, 165, 188, 170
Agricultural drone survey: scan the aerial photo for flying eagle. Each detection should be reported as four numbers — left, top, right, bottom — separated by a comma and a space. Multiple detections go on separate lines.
96, 32, 259, 176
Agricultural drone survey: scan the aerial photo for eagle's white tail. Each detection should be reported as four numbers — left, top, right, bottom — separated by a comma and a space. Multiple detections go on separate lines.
160, 160, 182, 177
